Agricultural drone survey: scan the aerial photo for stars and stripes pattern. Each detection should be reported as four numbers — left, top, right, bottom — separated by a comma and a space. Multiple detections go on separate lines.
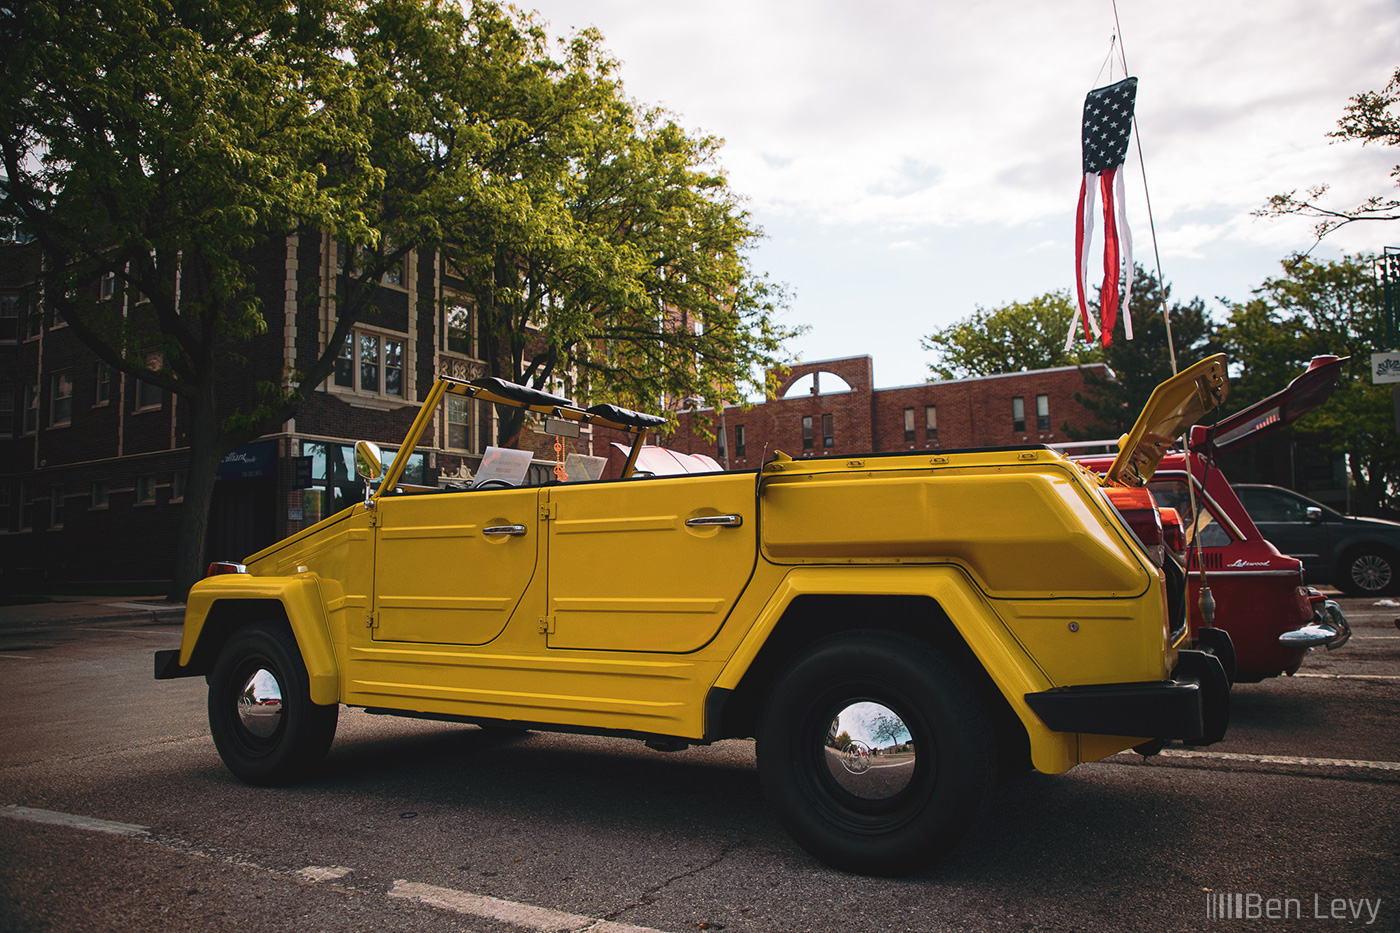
1070, 76, 1137, 349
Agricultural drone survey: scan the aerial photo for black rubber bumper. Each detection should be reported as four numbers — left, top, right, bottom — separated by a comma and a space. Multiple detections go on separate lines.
154, 648, 194, 680
1024, 649, 1230, 746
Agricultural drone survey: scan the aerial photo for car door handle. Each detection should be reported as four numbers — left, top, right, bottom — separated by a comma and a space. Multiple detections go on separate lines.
483, 524, 528, 536
685, 514, 743, 528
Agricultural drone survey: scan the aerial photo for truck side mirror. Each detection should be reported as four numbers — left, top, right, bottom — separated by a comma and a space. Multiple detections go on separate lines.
354, 440, 383, 481
354, 440, 383, 507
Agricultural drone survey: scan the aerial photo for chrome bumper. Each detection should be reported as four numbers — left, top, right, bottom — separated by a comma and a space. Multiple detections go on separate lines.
1278, 599, 1351, 650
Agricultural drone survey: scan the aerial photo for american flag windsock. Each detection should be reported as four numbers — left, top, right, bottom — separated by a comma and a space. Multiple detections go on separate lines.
1070, 76, 1137, 349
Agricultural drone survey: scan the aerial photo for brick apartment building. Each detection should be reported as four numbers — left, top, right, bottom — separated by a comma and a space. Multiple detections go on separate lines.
0, 234, 629, 590
667, 356, 1109, 469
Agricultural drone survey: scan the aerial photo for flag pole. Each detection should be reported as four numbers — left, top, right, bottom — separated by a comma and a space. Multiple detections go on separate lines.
1111, 0, 1178, 376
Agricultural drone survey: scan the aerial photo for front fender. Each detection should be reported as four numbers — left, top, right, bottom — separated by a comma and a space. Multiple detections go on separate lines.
181, 574, 339, 705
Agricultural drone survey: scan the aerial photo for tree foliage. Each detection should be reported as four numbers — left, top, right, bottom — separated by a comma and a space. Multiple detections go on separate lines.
1067, 266, 1220, 440
0, 0, 796, 595
1, 0, 376, 598
439, 25, 798, 445
1219, 253, 1397, 514
1257, 66, 1400, 240
921, 290, 1092, 380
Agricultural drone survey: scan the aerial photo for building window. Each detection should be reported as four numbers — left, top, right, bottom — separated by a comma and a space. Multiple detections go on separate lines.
0, 485, 9, 533
100, 271, 116, 300
95, 362, 114, 405
23, 383, 39, 434
134, 377, 162, 411
0, 385, 12, 436
802, 415, 814, 450
903, 408, 916, 443
822, 414, 834, 449
135, 475, 157, 505
19, 482, 32, 531
134, 353, 163, 411
50, 486, 63, 530
1012, 396, 1026, 433
25, 300, 43, 339
735, 424, 746, 459
91, 481, 109, 509
384, 254, 405, 287
1036, 394, 1050, 432
445, 305, 472, 355
50, 372, 73, 427
446, 395, 474, 451
335, 330, 405, 398
925, 405, 938, 442
0, 294, 17, 340
171, 471, 186, 503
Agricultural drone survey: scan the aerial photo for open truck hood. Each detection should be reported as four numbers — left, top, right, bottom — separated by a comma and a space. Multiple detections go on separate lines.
1106, 353, 1229, 487
1188, 355, 1348, 455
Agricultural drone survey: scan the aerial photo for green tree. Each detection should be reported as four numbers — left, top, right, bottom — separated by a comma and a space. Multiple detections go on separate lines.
1067, 266, 1220, 440
922, 290, 1093, 380
1, 0, 375, 599
442, 49, 798, 446
1258, 67, 1400, 240
0, 0, 605, 597
870, 713, 909, 750
1219, 254, 1397, 514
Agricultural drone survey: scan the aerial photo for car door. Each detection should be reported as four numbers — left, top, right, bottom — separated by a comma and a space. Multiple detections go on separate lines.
1236, 486, 1332, 580
371, 488, 540, 644
544, 473, 757, 652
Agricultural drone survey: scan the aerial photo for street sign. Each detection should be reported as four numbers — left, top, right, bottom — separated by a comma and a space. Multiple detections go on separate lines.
1373, 351, 1400, 385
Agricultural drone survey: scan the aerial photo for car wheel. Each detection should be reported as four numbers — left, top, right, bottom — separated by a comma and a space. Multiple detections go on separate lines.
756, 631, 996, 876
208, 622, 339, 786
1338, 548, 1397, 596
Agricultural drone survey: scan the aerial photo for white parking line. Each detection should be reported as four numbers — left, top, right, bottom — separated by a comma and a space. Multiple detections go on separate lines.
1146, 750, 1400, 771
1294, 672, 1400, 681
0, 654, 36, 661
299, 865, 354, 883
0, 805, 149, 836
388, 880, 670, 933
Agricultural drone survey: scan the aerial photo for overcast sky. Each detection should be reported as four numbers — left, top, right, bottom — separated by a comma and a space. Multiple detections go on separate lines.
521, 0, 1399, 388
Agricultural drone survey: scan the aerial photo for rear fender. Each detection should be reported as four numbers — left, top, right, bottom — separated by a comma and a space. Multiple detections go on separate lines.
711, 566, 1078, 774
182, 574, 339, 705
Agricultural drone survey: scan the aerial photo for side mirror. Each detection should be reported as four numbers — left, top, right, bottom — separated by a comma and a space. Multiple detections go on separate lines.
354, 441, 383, 507
354, 440, 383, 482
1305, 506, 1323, 524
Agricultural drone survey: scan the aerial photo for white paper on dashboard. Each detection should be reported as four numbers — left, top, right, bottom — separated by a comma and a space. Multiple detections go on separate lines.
472, 446, 534, 487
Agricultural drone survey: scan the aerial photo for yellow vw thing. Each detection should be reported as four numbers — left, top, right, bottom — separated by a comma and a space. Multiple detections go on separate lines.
156, 357, 1233, 875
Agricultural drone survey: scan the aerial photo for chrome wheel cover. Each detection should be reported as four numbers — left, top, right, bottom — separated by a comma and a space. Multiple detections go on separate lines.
237, 668, 284, 739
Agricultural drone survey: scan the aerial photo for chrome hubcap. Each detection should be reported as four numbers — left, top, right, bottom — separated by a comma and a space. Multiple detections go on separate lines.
823, 702, 916, 801
237, 668, 284, 739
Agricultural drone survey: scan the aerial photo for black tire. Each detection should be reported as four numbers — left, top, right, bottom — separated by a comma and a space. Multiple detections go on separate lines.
208, 622, 339, 786
756, 631, 997, 876
1337, 548, 1397, 596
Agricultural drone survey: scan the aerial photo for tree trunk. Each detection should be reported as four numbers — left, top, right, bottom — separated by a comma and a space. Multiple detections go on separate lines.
167, 386, 224, 602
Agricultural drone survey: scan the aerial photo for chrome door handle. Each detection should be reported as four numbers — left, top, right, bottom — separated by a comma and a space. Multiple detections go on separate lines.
685, 514, 743, 528
483, 524, 528, 536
